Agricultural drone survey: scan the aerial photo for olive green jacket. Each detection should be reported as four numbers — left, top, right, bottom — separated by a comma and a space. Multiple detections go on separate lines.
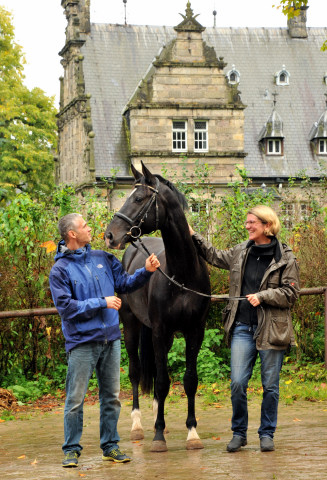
192, 233, 300, 350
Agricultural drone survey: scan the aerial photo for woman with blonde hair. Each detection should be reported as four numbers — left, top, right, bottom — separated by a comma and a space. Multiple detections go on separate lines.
189, 205, 300, 453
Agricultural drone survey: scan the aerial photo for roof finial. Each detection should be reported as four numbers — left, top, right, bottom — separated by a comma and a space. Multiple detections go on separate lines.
213, 9, 217, 28
123, 0, 127, 25
272, 91, 279, 108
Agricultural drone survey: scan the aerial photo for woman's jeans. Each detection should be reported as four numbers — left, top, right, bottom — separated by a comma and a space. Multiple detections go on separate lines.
63, 340, 121, 454
230, 323, 285, 439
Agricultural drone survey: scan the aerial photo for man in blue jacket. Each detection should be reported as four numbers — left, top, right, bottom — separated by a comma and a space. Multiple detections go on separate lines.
49, 213, 160, 468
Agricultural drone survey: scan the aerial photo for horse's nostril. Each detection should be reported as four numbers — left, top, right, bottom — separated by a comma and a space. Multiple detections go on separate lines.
105, 231, 113, 241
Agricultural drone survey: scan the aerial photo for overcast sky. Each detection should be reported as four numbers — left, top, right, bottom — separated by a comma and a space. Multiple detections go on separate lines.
1, 0, 326, 107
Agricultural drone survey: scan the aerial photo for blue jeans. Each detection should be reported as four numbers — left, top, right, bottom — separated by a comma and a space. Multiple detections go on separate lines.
230, 324, 285, 439
63, 340, 121, 454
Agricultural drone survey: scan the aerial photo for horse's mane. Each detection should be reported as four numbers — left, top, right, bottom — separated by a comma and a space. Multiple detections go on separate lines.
154, 174, 188, 211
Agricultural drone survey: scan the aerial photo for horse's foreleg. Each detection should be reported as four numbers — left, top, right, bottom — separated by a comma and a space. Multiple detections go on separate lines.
184, 333, 204, 450
123, 315, 144, 441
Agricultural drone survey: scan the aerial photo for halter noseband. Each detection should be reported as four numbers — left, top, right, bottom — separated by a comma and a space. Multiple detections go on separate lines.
113, 178, 160, 239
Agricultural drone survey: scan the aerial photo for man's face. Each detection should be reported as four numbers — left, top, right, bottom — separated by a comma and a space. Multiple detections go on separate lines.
70, 217, 92, 247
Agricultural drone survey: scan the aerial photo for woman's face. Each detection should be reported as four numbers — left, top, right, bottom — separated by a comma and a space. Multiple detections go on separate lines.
245, 214, 271, 245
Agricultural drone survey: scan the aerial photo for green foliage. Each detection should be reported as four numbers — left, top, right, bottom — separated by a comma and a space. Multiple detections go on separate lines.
167, 329, 230, 383
0, 7, 57, 203
0, 185, 111, 382
217, 167, 276, 247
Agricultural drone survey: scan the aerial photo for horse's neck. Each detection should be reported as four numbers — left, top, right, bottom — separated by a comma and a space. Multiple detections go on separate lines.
161, 215, 199, 279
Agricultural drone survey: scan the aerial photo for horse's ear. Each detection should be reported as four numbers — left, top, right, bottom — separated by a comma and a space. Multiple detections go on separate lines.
131, 163, 142, 181
141, 161, 156, 184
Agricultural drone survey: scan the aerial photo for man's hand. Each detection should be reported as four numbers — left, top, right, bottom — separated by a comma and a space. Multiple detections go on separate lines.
145, 253, 160, 272
246, 293, 260, 307
105, 296, 122, 310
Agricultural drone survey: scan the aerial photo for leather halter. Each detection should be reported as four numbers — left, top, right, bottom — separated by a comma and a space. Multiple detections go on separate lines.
113, 178, 160, 239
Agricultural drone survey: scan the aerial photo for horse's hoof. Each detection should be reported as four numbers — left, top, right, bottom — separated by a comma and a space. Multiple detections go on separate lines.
150, 440, 168, 452
186, 439, 204, 450
131, 428, 144, 441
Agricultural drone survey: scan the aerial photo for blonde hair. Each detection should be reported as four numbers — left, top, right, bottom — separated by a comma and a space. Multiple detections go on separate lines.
247, 205, 280, 236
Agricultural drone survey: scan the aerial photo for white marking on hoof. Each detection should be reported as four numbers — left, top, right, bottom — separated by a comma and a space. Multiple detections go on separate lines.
131, 409, 144, 439
187, 427, 200, 441
186, 428, 204, 450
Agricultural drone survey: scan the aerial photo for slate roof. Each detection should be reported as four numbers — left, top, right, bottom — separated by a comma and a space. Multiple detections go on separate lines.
81, 23, 327, 180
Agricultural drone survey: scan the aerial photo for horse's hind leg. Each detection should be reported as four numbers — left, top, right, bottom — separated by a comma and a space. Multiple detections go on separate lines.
184, 330, 204, 450
150, 334, 170, 452
122, 310, 144, 440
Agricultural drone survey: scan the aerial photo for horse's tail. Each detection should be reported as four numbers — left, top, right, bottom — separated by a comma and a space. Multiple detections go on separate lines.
139, 324, 156, 394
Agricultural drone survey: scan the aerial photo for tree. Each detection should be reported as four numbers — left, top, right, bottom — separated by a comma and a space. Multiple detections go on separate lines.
274, 0, 327, 50
0, 7, 57, 203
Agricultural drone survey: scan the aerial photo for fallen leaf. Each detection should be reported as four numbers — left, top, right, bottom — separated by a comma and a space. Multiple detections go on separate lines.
31, 458, 38, 464
212, 436, 221, 441
293, 418, 302, 422
285, 380, 292, 385
17, 455, 26, 459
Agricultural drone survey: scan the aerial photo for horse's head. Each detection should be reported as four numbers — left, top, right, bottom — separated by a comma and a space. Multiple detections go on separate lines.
105, 162, 163, 249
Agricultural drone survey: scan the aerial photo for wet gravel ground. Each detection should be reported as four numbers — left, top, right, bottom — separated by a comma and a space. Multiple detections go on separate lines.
1, 395, 327, 480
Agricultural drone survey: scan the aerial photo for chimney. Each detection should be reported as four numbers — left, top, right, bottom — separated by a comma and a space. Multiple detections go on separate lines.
287, 4, 309, 38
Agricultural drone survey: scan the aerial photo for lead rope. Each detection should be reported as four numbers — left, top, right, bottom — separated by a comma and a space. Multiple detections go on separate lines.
132, 237, 246, 301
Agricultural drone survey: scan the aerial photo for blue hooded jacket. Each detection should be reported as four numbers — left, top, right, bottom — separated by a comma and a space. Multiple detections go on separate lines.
49, 240, 152, 352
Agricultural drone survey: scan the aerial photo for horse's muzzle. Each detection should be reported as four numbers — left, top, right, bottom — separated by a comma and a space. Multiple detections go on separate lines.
104, 229, 128, 250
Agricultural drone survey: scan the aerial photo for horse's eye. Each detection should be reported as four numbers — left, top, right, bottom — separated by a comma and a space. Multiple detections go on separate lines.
134, 196, 143, 203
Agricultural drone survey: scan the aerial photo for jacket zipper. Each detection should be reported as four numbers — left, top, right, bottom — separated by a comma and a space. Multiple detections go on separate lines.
85, 262, 108, 344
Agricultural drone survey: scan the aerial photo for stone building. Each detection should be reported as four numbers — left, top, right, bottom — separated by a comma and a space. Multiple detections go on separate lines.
57, 0, 327, 210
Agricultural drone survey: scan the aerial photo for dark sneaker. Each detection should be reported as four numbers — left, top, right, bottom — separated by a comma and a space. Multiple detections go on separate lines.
227, 435, 247, 452
260, 436, 275, 452
62, 451, 79, 467
102, 447, 131, 463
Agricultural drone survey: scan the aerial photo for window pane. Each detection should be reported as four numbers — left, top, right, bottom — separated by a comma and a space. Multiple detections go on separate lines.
195, 121, 206, 130
173, 121, 186, 129
275, 141, 280, 153
268, 140, 273, 153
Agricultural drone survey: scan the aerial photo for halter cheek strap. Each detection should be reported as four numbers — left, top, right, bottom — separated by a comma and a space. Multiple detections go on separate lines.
114, 178, 160, 239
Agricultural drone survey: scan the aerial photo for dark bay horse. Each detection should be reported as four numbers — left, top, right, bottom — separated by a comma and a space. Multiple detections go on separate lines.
105, 162, 211, 452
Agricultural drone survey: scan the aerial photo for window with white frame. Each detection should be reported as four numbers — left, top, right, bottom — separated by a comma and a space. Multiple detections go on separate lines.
266, 139, 282, 155
319, 139, 327, 154
300, 203, 311, 221
172, 120, 187, 152
226, 64, 240, 85
194, 121, 208, 152
281, 203, 294, 229
275, 65, 290, 86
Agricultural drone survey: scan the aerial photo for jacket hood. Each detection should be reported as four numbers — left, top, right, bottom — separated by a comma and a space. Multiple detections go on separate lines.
54, 239, 90, 262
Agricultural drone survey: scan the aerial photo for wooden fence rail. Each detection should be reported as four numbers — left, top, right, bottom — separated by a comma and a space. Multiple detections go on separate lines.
0, 287, 327, 366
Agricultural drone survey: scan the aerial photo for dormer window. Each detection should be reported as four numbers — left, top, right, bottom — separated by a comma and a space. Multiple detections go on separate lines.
226, 65, 240, 85
310, 105, 327, 155
275, 65, 290, 86
319, 139, 327, 154
267, 139, 282, 155
259, 106, 284, 157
